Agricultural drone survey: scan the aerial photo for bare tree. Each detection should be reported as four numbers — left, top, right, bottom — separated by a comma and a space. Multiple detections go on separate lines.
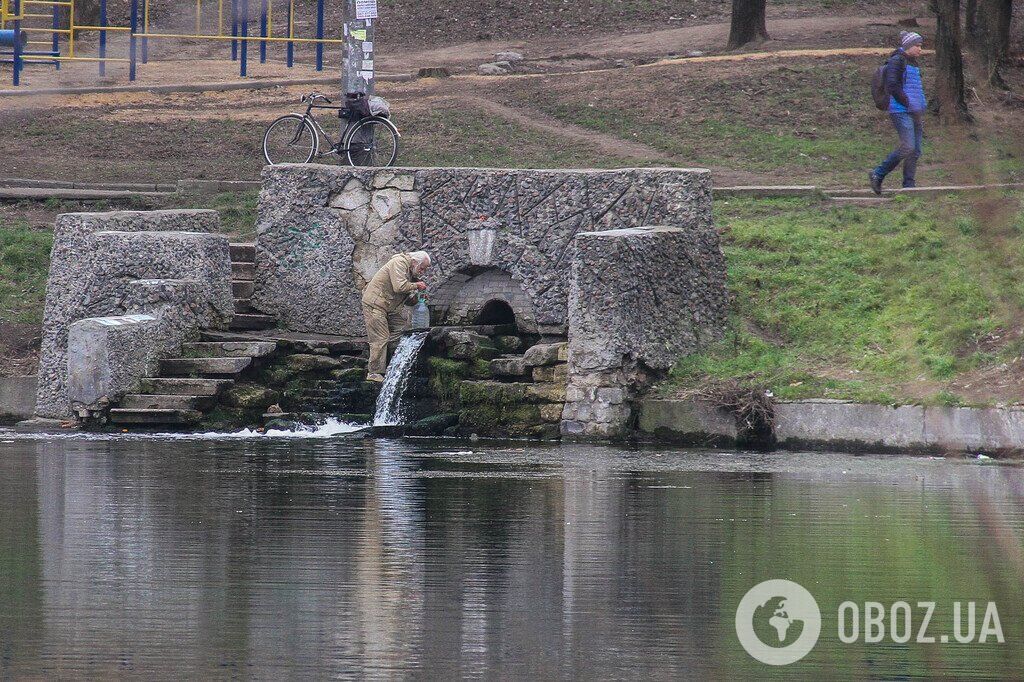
727, 0, 769, 50
965, 0, 980, 48
929, 0, 972, 123
975, 1, 1013, 88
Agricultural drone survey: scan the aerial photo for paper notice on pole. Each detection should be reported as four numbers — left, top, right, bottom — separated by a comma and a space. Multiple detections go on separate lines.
355, 0, 377, 19
362, 41, 373, 52
351, 29, 366, 41
361, 60, 373, 71
360, 71, 374, 80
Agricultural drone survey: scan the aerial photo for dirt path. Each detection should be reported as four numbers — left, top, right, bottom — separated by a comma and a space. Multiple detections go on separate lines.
383, 15, 924, 72
433, 94, 766, 186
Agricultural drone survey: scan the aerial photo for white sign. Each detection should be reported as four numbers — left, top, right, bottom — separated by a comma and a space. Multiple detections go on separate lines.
355, 0, 377, 19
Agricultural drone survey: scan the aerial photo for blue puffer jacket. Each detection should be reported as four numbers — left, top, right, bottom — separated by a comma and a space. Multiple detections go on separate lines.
885, 49, 927, 113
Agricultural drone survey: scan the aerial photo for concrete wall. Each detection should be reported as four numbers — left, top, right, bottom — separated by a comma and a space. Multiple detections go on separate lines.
254, 165, 713, 337
35, 210, 233, 419
0, 376, 37, 423
638, 397, 1024, 456
561, 226, 729, 439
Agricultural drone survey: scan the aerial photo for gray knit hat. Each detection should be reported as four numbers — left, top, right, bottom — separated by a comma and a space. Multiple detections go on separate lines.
900, 31, 923, 49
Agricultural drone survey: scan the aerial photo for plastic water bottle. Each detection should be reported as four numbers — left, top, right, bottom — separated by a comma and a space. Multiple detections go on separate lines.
411, 293, 430, 330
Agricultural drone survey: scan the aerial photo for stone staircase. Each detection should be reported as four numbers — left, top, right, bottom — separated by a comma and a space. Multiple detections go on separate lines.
229, 243, 276, 331
108, 340, 277, 426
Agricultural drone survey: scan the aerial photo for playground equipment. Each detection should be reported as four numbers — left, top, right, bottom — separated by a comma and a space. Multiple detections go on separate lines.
1, 0, 350, 86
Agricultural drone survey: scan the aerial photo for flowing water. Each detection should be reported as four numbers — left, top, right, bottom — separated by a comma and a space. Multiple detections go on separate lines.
0, 433, 1022, 679
373, 331, 428, 427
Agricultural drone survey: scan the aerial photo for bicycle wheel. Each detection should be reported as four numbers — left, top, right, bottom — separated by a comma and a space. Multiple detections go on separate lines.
263, 115, 317, 165
345, 117, 399, 168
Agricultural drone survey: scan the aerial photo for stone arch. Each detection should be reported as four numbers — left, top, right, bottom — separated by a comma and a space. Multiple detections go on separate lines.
429, 267, 538, 333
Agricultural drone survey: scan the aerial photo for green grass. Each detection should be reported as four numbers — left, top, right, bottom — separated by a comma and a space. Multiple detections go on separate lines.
0, 220, 52, 324
666, 193, 1024, 405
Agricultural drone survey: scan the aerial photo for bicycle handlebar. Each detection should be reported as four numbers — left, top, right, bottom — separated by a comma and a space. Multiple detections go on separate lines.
301, 91, 333, 104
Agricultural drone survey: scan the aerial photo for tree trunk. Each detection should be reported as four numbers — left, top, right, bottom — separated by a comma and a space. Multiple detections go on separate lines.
929, 0, 972, 123
727, 0, 769, 50
976, 0, 1012, 89
995, 0, 1013, 57
965, 0, 979, 48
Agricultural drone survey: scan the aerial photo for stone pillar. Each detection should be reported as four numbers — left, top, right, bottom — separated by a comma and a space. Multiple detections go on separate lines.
561, 226, 729, 439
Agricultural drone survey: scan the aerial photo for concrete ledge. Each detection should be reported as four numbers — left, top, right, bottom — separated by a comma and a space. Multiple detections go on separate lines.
638, 397, 1024, 456
637, 398, 737, 445
0, 376, 37, 423
0, 187, 171, 201
0, 73, 414, 98
714, 186, 819, 198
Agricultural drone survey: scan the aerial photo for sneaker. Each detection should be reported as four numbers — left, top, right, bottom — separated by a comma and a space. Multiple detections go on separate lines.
366, 373, 385, 383
869, 172, 883, 195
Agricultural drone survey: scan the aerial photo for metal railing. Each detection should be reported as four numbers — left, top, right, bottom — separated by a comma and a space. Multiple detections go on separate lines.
1, 0, 341, 86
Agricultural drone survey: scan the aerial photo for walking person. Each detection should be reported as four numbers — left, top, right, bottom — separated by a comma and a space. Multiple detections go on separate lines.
869, 31, 927, 194
361, 251, 431, 382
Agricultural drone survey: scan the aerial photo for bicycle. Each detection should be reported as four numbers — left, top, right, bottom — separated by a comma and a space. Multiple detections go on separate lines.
262, 91, 401, 167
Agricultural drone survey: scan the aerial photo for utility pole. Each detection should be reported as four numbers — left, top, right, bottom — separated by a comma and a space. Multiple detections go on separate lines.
343, 0, 375, 95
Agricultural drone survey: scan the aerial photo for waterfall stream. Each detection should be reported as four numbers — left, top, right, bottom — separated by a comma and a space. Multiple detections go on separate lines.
373, 331, 429, 426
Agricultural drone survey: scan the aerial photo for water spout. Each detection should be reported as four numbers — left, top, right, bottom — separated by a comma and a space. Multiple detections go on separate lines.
373, 331, 429, 426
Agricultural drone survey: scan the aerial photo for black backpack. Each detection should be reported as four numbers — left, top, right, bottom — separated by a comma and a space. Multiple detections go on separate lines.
871, 53, 904, 110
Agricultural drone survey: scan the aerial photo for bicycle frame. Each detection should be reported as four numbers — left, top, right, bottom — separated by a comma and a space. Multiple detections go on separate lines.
291, 100, 400, 158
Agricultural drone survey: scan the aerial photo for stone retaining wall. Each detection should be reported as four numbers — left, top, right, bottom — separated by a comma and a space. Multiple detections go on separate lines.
254, 165, 713, 336
35, 210, 232, 419
561, 226, 729, 439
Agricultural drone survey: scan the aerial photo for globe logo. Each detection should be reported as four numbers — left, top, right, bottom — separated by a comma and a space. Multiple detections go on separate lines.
735, 579, 821, 665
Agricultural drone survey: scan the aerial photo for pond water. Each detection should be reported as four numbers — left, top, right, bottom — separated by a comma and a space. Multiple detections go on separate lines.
1, 430, 1022, 679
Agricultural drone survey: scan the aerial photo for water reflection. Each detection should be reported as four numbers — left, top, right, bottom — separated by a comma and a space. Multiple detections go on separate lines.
0, 436, 1021, 678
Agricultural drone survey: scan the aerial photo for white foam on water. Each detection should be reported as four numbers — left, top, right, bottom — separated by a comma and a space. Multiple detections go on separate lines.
0, 418, 367, 441
374, 331, 429, 427
191, 418, 367, 439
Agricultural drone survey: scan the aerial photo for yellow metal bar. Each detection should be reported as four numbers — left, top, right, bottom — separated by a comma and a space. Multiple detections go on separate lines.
134, 31, 344, 44
73, 25, 130, 32
288, 0, 294, 39
266, 0, 271, 36
67, 0, 73, 56
217, 0, 222, 35
24, 26, 70, 32
195, 0, 200, 35
24, 12, 54, 17
24, 1, 73, 4
143, 0, 148, 32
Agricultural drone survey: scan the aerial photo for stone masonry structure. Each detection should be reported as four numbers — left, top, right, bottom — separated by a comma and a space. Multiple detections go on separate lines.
36, 211, 233, 419
561, 226, 729, 438
255, 165, 714, 337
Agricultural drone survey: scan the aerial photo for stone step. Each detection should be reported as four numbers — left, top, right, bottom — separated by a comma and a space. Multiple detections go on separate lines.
229, 313, 276, 330
230, 243, 255, 262
119, 394, 213, 410
232, 262, 255, 280
234, 298, 253, 314
232, 280, 254, 298
181, 340, 278, 358
138, 377, 233, 396
108, 408, 202, 425
160, 356, 253, 377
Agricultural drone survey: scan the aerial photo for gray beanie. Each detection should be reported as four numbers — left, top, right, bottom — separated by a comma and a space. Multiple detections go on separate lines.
900, 31, 923, 50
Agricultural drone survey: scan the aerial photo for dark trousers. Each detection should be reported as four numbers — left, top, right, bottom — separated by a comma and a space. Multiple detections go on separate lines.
873, 112, 923, 188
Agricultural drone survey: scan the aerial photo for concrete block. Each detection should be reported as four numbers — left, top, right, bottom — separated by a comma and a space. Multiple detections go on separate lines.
0, 376, 37, 422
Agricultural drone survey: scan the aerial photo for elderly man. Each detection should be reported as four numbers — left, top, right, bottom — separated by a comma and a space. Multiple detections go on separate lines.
361, 251, 431, 382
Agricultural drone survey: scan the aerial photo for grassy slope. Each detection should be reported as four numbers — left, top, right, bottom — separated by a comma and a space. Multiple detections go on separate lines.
668, 192, 1024, 406
494, 55, 1024, 187
0, 219, 51, 325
